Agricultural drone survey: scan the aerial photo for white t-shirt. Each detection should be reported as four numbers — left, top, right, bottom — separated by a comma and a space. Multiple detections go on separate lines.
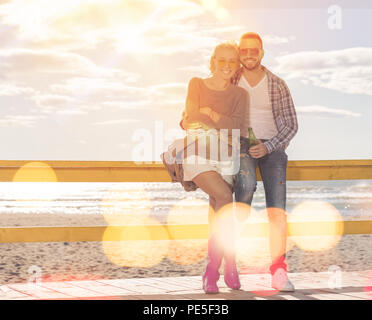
238, 74, 278, 139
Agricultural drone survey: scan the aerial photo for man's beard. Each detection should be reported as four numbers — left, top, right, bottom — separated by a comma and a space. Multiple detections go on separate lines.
241, 59, 261, 71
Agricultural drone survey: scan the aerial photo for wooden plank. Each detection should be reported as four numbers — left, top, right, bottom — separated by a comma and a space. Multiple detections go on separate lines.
0, 220, 371, 243
0, 159, 371, 182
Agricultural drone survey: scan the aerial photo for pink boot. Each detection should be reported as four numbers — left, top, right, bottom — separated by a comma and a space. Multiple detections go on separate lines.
221, 217, 241, 290
224, 255, 241, 290
202, 235, 223, 294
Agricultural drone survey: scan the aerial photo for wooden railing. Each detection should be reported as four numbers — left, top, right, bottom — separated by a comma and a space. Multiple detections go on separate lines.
1, 160, 371, 182
0, 160, 371, 243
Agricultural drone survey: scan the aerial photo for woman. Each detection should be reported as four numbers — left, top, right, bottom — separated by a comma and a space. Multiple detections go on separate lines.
180, 42, 248, 294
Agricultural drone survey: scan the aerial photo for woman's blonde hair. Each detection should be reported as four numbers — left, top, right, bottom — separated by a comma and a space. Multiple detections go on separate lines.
209, 41, 239, 73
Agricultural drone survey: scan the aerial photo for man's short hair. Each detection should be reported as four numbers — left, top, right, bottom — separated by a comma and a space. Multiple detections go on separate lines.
239, 32, 263, 48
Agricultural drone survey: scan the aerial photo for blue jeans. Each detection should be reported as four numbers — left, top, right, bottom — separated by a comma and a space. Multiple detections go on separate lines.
234, 136, 288, 274
234, 137, 287, 210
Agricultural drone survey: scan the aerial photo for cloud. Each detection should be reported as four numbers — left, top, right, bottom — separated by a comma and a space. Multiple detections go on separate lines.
50, 77, 187, 112
0, 49, 141, 115
262, 35, 296, 45
0, 0, 206, 52
51, 78, 145, 97
0, 115, 46, 128
177, 64, 210, 75
102, 100, 150, 110
297, 105, 361, 117
91, 119, 140, 126
31, 94, 76, 111
274, 47, 372, 96
50, 78, 149, 112
0, 1, 305, 124
56, 109, 87, 115
0, 82, 35, 97
0, 49, 120, 78
0, 0, 282, 56
149, 82, 187, 96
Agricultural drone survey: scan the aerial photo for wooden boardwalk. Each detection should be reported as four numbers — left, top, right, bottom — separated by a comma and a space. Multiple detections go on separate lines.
1, 270, 370, 300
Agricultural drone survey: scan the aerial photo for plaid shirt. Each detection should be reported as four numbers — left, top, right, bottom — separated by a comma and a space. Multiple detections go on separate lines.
232, 66, 298, 154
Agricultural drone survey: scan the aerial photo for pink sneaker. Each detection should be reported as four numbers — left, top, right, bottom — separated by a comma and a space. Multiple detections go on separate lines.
272, 268, 295, 292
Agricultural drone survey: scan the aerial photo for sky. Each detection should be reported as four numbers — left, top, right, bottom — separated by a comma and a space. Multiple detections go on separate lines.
0, 0, 371, 161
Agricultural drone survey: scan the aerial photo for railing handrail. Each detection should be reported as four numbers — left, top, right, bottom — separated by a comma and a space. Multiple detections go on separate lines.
1, 159, 372, 182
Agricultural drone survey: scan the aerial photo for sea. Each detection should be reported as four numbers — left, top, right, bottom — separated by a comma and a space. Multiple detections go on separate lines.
0, 180, 371, 222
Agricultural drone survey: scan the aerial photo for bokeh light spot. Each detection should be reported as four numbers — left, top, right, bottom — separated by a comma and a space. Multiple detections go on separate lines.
102, 217, 168, 268
168, 239, 207, 265
13, 162, 58, 182
167, 198, 209, 236
288, 201, 344, 252
167, 198, 209, 265
365, 270, 372, 300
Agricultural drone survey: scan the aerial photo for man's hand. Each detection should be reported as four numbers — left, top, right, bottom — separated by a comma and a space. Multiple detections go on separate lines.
249, 141, 268, 158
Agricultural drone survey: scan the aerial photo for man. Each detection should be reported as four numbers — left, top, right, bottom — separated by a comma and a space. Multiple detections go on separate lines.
180, 32, 298, 292
233, 32, 298, 291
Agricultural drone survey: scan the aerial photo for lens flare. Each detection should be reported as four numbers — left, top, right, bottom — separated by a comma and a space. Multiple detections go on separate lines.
200, 0, 229, 20
41, 273, 105, 282
167, 198, 209, 232
201, 0, 218, 10
251, 287, 279, 298
288, 201, 344, 252
215, 7, 228, 20
213, 203, 271, 272
12, 162, 58, 208
236, 237, 271, 273
102, 217, 169, 268
168, 239, 207, 265
365, 270, 372, 300
13, 162, 58, 182
233, 202, 253, 224
260, 207, 296, 253
100, 184, 152, 225
167, 198, 209, 265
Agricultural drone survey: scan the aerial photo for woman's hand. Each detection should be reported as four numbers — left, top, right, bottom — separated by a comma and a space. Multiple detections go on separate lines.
200, 106, 221, 123
199, 107, 212, 117
181, 111, 203, 130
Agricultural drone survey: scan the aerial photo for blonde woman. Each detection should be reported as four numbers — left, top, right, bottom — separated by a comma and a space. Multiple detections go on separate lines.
180, 42, 248, 293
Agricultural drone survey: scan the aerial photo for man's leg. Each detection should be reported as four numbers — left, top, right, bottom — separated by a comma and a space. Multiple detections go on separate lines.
234, 138, 258, 210
258, 149, 294, 291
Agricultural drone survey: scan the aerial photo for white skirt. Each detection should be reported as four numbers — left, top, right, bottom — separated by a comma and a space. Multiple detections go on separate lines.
182, 155, 237, 187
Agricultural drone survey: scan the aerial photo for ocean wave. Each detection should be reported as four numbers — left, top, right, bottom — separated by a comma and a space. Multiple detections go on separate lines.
0, 181, 371, 219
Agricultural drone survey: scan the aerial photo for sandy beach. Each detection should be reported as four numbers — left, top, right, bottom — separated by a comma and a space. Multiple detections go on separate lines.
0, 213, 371, 285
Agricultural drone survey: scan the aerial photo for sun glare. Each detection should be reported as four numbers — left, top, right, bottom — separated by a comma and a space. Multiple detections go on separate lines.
1, 0, 229, 44
1, 0, 88, 38
100, 184, 152, 225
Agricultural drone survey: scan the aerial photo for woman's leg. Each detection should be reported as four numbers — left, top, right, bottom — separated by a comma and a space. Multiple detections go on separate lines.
208, 197, 216, 236
193, 171, 233, 211
193, 171, 234, 293
194, 171, 234, 246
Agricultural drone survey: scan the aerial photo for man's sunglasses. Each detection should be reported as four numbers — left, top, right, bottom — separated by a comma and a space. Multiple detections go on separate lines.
239, 48, 260, 56
216, 59, 238, 68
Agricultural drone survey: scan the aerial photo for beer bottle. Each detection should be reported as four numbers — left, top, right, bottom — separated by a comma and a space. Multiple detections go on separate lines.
248, 127, 259, 146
